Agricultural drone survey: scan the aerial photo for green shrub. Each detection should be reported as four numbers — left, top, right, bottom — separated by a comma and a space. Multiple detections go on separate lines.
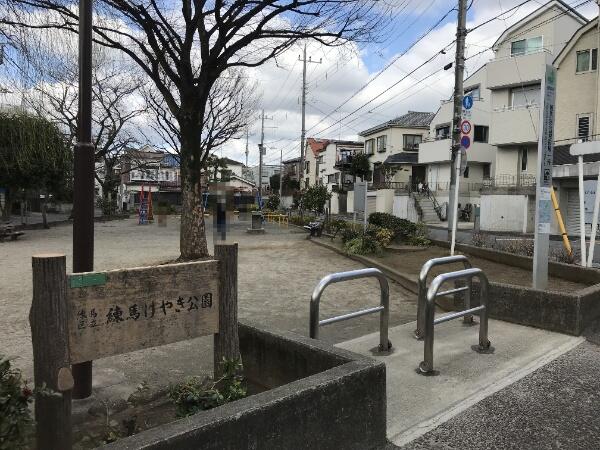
368, 212, 416, 241
1, 355, 33, 449
343, 225, 393, 255
265, 194, 280, 211
326, 219, 349, 236
168, 359, 246, 418
341, 227, 360, 244
407, 222, 431, 247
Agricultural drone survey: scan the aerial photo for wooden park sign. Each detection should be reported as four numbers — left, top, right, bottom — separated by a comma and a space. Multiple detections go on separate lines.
29, 244, 239, 450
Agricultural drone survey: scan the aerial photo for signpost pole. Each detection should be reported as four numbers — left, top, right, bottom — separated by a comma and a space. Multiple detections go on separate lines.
532, 65, 556, 290
587, 171, 600, 266
578, 156, 588, 266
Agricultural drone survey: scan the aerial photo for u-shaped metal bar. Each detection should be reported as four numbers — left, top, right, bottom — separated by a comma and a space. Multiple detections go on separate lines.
310, 268, 391, 352
415, 255, 472, 339
419, 267, 491, 374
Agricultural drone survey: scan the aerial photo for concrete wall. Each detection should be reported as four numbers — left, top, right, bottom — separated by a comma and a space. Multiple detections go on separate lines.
105, 322, 388, 450
480, 194, 529, 232
348, 190, 354, 213
330, 193, 340, 215
393, 194, 419, 222
375, 189, 395, 214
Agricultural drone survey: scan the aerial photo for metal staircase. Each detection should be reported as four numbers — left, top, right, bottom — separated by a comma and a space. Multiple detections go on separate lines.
412, 190, 442, 223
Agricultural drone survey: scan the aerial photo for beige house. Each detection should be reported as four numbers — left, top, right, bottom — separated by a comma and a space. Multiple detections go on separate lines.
551, 15, 600, 236
477, 0, 587, 233
359, 111, 434, 189
303, 138, 363, 191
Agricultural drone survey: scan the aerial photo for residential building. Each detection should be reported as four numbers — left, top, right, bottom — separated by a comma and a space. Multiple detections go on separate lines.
551, 15, 600, 236
359, 111, 434, 189
478, 0, 587, 233
210, 157, 256, 193
282, 157, 302, 183
119, 145, 182, 211
303, 137, 363, 191
249, 164, 281, 193
419, 66, 496, 213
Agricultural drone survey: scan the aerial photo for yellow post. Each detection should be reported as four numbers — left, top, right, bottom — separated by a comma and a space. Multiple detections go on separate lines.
551, 188, 572, 256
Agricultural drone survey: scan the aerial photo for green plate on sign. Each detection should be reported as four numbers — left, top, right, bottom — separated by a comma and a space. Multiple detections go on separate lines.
70, 273, 107, 288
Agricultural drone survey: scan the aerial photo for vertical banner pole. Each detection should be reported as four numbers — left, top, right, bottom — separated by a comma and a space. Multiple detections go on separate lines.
578, 156, 587, 266
587, 172, 600, 267
533, 65, 556, 290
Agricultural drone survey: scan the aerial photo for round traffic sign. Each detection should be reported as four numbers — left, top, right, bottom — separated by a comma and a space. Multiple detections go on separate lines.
460, 120, 472, 135
460, 135, 471, 149
462, 95, 473, 110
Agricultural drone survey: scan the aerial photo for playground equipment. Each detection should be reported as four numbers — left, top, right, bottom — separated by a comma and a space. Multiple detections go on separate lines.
310, 268, 392, 352
138, 185, 154, 225
418, 266, 492, 375
550, 188, 572, 257
263, 213, 289, 227
414, 255, 473, 340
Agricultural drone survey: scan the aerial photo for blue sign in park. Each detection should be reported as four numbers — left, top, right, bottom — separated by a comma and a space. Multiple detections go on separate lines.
461, 135, 471, 149
462, 95, 473, 110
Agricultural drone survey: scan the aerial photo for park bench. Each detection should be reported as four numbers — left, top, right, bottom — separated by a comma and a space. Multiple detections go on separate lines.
0, 223, 24, 242
303, 220, 323, 237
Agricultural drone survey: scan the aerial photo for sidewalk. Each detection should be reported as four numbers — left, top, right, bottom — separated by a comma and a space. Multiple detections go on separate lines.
336, 318, 583, 447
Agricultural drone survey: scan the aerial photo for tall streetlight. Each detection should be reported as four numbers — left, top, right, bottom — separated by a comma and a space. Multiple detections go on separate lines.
71, 0, 95, 399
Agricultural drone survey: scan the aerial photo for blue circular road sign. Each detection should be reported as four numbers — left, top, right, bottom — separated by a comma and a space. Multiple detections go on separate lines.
462, 95, 473, 110
461, 135, 471, 149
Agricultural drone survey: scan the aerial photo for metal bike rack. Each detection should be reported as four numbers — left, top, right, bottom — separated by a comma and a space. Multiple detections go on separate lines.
310, 268, 392, 352
414, 255, 473, 340
418, 267, 492, 375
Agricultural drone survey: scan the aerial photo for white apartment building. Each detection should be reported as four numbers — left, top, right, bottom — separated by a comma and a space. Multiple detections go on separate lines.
418, 67, 496, 210
359, 111, 434, 189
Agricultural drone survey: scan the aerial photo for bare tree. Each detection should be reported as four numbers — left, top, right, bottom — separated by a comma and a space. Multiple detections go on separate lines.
11, 35, 148, 215
2, 0, 387, 259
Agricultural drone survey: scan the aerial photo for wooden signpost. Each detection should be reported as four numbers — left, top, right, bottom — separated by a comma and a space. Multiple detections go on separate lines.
29, 244, 239, 450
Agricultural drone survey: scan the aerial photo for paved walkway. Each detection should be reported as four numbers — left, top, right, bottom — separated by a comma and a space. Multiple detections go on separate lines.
337, 318, 584, 448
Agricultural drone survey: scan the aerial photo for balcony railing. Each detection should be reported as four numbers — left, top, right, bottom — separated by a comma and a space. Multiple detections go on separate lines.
482, 174, 536, 188
159, 180, 182, 191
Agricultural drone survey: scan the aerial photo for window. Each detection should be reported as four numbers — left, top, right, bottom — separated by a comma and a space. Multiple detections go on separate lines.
327, 174, 336, 183
483, 163, 491, 179
511, 84, 541, 107
165, 171, 170, 180
474, 126, 489, 143
403, 134, 422, 151
520, 148, 528, 172
376, 135, 387, 152
305, 161, 310, 174
510, 36, 543, 56
465, 86, 480, 100
436, 125, 450, 140
318, 155, 324, 164
365, 139, 375, 155
576, 49, 598, 73
578, 115, 592, 141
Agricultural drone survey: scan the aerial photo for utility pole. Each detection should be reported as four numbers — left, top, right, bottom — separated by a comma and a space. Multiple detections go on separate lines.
245, 128, 249, 167
257, 111, 274, 199
299, 44, 322, 189
259, 111, 265, 198
279, 147, 284, 200
447, 0, 468, 240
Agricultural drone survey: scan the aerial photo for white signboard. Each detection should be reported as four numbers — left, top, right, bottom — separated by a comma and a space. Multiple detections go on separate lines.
570, 141, 600, 156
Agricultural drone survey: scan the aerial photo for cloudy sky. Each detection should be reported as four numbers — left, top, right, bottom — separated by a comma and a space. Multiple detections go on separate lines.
218, 0, 598, 167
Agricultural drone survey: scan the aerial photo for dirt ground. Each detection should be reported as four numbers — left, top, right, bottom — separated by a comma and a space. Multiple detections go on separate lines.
372, 246, 587, 292
0, 216, 416, 385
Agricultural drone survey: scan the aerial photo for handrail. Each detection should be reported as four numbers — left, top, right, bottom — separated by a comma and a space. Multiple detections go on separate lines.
415, 256, 472, 340
310, 268, 392, 352
424, 187, 443, 220
419, 267, 492, 375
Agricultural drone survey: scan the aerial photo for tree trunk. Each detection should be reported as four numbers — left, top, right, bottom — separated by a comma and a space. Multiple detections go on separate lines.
0, 189, 10, 220
180, 176, 209, 260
